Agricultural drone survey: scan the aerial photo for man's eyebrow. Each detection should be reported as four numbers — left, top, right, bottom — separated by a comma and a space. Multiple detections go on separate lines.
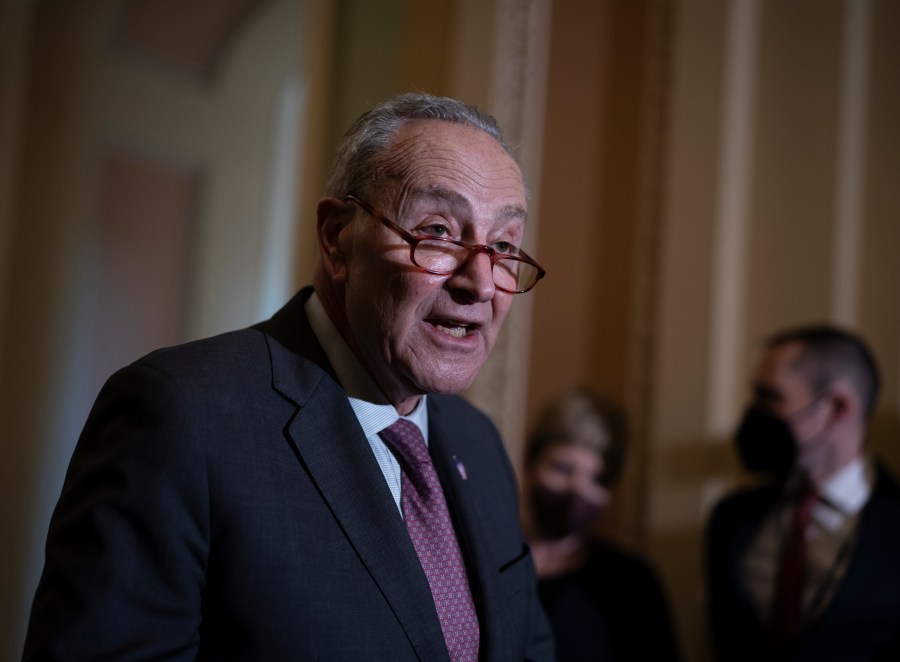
409, 188, 471, 214
409, 188, 527, 222
498, 203, 528, 222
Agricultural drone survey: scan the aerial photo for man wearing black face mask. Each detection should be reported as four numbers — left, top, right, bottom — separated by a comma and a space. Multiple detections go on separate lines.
707, 325, 900, 662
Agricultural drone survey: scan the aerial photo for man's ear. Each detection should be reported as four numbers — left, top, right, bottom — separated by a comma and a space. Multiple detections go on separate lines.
317, 196, 351, 282
827, 381, 857, 423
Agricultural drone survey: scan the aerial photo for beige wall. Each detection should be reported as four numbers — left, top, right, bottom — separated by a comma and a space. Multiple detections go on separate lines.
2, 1, 898, 660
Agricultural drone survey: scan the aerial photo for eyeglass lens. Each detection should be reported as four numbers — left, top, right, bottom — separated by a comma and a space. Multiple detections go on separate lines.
412, 240, 538, 292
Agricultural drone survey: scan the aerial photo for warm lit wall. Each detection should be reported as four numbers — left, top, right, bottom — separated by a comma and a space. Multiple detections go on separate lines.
527, 0, 659, 546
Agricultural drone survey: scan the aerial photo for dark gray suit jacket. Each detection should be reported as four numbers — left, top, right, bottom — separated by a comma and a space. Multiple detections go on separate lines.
25, 287, 553, 660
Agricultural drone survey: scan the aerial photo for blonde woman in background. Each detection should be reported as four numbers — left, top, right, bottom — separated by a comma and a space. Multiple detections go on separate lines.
522, 387, 681, 662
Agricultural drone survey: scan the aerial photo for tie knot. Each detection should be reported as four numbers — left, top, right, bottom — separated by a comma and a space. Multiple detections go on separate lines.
379, 418, 430, 468
789, 483, 819, 522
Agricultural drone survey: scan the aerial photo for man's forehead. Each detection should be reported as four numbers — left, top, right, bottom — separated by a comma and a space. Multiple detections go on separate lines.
754, 343, 810, 394
377, 122, 527, 221
765, 342, 805, 372
387, 121, 520, 174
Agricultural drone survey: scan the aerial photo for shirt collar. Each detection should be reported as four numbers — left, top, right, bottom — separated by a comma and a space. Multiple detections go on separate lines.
304, 292, 429, 441
819, 455, 873, 517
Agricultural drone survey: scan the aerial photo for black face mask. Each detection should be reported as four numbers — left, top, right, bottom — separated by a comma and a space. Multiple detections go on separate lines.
530, 484, 603, 540
734, 406, 798, 478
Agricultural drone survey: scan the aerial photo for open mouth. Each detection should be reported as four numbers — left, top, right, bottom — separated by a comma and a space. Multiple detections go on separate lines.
431, 320, 474, 338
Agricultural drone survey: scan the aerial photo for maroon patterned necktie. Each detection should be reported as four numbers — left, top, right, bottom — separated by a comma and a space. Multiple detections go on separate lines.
379, 418, 480, 661
771, 484, 819, 639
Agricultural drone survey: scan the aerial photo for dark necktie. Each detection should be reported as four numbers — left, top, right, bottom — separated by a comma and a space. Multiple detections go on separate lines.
771, 484, 818, 639
379, 418, 480, 661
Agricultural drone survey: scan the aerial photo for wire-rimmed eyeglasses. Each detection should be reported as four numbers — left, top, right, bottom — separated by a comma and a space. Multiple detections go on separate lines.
344, 195, 546, 294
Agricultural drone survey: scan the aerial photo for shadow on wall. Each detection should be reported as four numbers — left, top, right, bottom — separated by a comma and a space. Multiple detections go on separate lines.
644, 435, 756, 662
871, 408, 900, 477
646, 523, 711, 662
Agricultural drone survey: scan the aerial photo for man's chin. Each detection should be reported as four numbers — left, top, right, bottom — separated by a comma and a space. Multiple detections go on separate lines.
412, 367, 481, 397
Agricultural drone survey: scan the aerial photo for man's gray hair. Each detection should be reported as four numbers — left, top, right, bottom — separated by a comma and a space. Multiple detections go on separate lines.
324, 92, 513, 200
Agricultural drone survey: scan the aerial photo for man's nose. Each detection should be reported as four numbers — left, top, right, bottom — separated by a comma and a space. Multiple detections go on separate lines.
446, 250, 496, 302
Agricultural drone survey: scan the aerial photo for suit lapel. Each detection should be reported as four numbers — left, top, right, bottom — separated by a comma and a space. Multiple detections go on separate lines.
807, 468, 900, 630
260, 290, 449, 661
731, 486, 781, 612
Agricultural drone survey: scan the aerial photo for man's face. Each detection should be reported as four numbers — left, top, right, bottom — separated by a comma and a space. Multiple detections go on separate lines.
336, 120, 527, 413
751, 342, 828, 450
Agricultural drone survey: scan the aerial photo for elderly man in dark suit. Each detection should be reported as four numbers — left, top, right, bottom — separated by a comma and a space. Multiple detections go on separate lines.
24, 93, 552, 661
707, 325, 900, 661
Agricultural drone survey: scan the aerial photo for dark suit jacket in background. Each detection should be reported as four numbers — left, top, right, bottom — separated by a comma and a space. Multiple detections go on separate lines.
538, 541, 681, 662
24, 287, 553, 661
707, 464, 900, 662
